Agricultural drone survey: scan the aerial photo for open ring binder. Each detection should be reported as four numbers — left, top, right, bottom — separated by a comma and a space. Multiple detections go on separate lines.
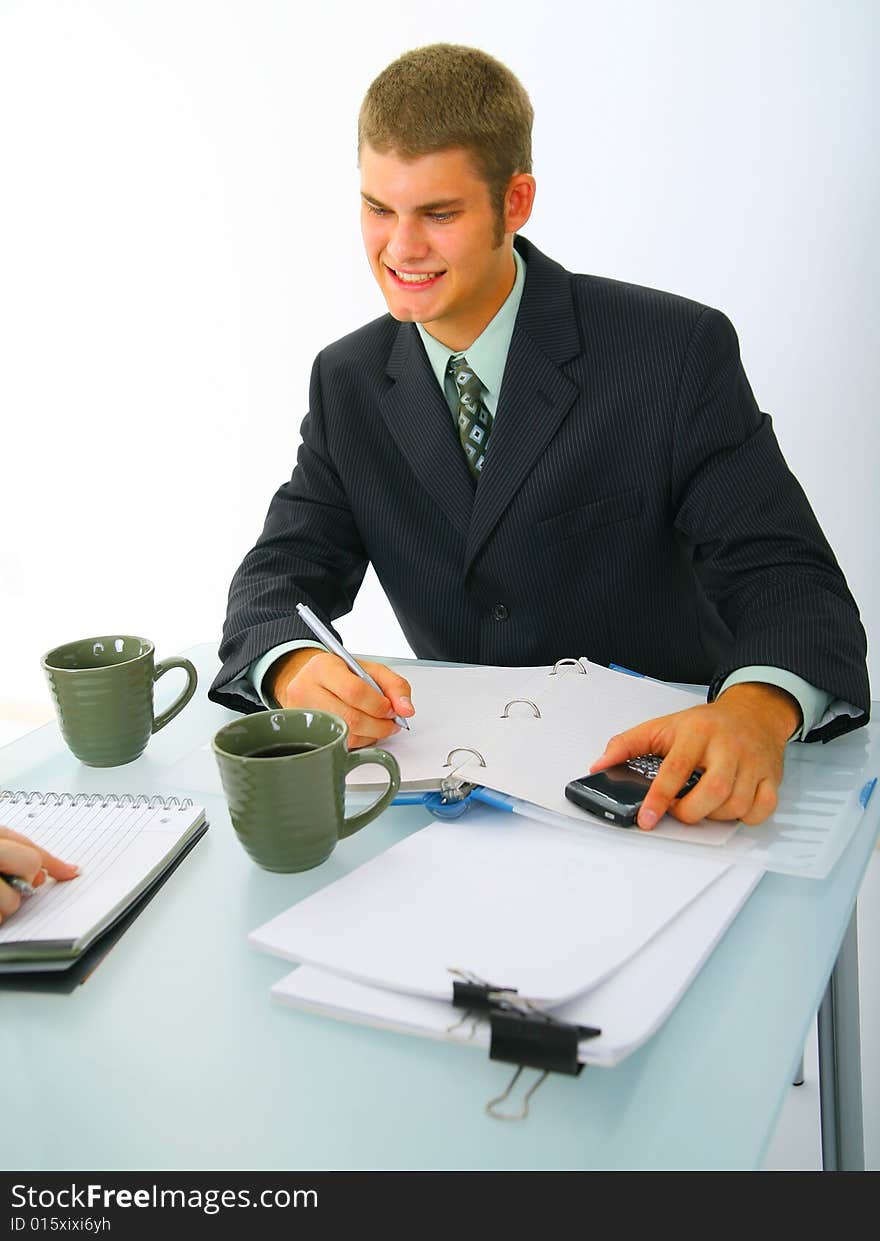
350, 654, 874, 877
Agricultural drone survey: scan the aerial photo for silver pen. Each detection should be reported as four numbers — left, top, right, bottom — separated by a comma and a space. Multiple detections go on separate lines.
1, 873, 36, 898
295, 603, 411, 731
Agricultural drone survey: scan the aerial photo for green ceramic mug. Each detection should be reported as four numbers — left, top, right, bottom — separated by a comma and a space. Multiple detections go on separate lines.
42, 635, 198, 767
213, 708, 401, 873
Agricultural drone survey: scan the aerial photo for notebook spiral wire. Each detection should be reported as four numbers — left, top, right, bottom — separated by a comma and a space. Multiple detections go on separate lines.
0, 790, 194, 809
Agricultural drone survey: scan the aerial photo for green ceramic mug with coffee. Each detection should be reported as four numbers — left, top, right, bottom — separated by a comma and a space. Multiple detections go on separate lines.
42, 635, 198, 767
213, 708, 401, 872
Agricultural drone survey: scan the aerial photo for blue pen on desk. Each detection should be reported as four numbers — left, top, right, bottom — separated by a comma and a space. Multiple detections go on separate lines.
0, 872, 36, 898
295, 603, 411, 731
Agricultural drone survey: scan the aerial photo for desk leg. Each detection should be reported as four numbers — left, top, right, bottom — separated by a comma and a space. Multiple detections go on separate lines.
817, 910, 865, 1171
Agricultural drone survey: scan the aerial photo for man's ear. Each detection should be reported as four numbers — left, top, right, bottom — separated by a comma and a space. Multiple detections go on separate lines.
505, 173, 537, 233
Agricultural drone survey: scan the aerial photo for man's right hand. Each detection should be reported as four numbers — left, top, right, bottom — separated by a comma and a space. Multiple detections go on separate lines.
268, 648, 414, 749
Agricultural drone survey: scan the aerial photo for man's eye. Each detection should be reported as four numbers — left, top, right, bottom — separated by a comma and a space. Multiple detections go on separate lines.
365, 204, 390, 216
429, 212, 456, 223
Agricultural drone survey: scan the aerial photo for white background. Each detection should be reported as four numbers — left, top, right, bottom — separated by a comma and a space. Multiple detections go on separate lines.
1, 0, 877, 715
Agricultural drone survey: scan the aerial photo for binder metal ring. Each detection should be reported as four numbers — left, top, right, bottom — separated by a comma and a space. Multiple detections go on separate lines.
500, 699, 541, 719
440, 750, 487, 802
550, 658, 586, 675
442, 747, 486, 770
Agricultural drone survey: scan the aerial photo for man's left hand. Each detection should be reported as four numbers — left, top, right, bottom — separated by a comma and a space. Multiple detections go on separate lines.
589, 682, 802, 830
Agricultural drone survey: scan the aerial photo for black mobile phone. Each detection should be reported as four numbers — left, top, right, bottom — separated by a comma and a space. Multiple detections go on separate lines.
564, 756, 701, 828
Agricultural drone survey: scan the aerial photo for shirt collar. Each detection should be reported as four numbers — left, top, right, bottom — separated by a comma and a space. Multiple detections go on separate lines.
416, 248, 526, 401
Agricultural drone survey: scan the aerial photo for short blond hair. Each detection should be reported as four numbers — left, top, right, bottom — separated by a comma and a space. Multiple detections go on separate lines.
358, 44, 533, 234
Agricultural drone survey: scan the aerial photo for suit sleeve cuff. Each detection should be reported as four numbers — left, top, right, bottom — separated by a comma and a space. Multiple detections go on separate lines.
717, 666, 832, 742
249, 641, 326, 708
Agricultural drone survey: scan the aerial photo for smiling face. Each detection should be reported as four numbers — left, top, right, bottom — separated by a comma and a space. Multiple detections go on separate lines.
359, 144, 535, 351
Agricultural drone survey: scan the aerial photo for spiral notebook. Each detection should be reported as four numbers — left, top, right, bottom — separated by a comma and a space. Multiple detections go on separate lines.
0, 789, 207, 971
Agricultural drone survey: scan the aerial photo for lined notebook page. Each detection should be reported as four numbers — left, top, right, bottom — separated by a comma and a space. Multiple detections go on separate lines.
0, 797, 205, 950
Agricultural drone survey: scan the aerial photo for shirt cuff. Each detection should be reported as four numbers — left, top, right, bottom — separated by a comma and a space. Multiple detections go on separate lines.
247, 641, 326, 709
717, 666, 832, 742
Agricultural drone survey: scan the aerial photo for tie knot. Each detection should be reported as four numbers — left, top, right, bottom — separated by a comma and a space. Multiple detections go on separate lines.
448, 353, 481, 393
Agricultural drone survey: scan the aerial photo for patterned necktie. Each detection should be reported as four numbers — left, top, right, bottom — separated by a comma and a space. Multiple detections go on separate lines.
448, 354, 493, 479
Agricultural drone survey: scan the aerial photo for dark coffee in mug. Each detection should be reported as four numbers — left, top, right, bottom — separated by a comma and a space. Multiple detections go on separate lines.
213, 708, 400, 873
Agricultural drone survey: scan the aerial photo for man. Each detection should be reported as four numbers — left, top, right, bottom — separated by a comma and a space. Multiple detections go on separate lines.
210, 44, 869, 831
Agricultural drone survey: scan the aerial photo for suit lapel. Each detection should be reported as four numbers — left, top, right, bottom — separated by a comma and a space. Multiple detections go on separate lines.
464, 238, 581, 576
379, 324, 475, 541
377, 240, 583, 566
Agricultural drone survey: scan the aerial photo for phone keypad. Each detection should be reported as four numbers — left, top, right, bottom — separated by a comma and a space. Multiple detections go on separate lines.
625, 754, 664, 780
626, 754, 702, 796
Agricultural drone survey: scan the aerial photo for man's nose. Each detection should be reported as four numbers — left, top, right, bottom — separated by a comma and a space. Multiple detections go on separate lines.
385, 217, 429, 264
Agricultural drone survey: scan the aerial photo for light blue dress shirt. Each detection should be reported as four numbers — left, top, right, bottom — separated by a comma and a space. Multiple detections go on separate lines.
242, 248, 831, 739
415, 244, 527, 421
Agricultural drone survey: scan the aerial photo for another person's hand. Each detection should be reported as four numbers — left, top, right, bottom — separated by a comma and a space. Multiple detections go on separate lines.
269, 649, 415, 749
589, 682, 801, 830
0, 826, 79, 924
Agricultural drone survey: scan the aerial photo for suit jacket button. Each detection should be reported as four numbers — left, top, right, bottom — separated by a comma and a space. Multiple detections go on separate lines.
492, 604, 509, 621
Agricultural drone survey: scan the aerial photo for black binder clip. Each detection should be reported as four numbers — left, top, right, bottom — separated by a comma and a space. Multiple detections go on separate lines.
451, 978, 518, 1011
484, 1003, 601, 1120
488, 998, 600, 1076
449, 970, 601, 1121
448, 972, 519, 1039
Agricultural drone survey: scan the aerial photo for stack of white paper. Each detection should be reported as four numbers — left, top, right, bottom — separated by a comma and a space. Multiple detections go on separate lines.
250, 809, 762, 1065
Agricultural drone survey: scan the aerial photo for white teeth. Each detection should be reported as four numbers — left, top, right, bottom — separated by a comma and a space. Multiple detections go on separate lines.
393, 270, 439, 283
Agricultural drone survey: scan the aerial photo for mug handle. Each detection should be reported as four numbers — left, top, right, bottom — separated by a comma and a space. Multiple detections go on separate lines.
340, 748, 401, 839
151, 658, 199, 733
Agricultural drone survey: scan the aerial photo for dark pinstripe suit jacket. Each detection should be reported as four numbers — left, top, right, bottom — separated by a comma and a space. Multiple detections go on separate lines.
210, 237, 870, 740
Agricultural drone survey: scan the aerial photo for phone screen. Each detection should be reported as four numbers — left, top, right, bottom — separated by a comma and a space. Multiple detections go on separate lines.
564, 765, 653, 827
564, 761, 702, 827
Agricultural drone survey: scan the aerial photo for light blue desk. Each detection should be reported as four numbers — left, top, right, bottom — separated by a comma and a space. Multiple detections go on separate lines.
0, 644, 876, 1171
